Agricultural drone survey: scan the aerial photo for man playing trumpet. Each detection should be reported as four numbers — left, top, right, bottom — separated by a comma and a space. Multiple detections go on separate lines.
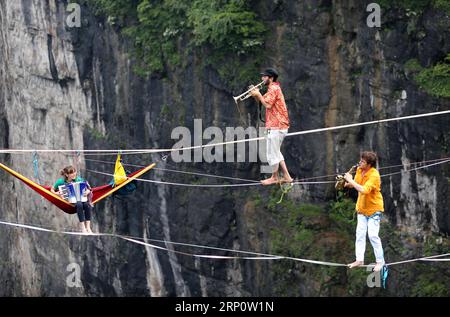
250, 68, 293, 185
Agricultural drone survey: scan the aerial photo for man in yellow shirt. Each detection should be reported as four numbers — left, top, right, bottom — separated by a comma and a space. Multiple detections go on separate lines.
344, 151, 385, 272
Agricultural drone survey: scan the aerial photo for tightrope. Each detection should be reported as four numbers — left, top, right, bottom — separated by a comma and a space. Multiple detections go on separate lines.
85, 168, 334, 187
82, 159, 450, 188
1, 109, 449, 155
0, 220, 448, 267
84, 158, 260, 183
82, 156, 450, 185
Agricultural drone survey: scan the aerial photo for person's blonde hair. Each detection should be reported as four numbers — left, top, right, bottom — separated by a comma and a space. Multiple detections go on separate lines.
60, 166, 77, 180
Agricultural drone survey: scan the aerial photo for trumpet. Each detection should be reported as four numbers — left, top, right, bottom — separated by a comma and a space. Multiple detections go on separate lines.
233, 81, 265, 104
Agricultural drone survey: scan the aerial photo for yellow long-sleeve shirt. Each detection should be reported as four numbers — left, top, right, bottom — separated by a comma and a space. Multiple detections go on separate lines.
354, 167, 384, 216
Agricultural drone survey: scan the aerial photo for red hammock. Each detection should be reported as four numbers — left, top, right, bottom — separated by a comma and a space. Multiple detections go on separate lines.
0, 162, 155, 214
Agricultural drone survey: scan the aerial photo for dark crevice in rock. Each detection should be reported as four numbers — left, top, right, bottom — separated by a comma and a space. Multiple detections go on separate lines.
47, 34, 59, 81
66, 117, 74, 148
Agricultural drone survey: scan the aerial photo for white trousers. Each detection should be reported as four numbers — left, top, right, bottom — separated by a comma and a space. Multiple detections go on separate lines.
266, 129, 288, 167
355, 212, 384, 263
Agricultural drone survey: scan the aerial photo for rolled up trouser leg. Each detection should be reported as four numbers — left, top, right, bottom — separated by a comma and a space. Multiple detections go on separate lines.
76, 202, 85, 222
266, 129, 287, 167
82, 202, 92, 221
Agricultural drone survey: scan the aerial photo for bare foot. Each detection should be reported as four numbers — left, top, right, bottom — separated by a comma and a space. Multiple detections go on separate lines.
260, 178, 279, 186
79, 223, 87, 233
373, 262, 383, 272
281, 177, 293, 183
347, 260, 364, 268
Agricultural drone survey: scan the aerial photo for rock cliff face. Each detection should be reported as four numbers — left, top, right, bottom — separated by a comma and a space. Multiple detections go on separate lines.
0, 0, 448, 296
0, 0, 91, 296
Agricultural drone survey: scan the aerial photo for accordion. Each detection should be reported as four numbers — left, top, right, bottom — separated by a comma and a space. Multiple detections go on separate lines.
59, 181, 88, 203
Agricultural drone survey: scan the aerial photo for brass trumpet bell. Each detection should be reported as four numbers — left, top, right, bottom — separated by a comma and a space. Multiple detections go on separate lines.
233, 81, 265, 104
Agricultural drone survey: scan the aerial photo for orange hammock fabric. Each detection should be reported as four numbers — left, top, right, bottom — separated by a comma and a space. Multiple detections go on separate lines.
0, 162, 155, 214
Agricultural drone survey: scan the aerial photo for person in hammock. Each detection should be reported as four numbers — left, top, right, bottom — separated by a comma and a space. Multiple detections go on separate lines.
50, 166, 93, 234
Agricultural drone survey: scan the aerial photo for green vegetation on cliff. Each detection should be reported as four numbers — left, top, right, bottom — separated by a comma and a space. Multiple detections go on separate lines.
268, 193, 359, 296
414, 54, 450, 98
378, 0, 450, 15
264, 190, 450, 296
405, 54, 450, 98
88, 0, 267, 87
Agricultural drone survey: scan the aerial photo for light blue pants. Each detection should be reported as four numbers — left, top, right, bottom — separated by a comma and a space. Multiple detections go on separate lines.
355, 212, 384, 263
